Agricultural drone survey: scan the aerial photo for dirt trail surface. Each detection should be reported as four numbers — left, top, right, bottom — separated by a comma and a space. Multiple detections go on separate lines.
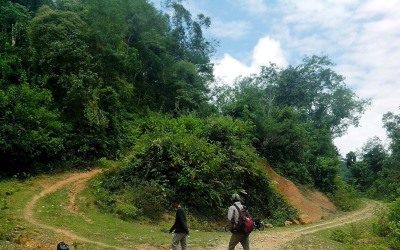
211, 164, 380, 250
214, 200, 381, 250
20, 167, 380, 250
23, 169, 130, 250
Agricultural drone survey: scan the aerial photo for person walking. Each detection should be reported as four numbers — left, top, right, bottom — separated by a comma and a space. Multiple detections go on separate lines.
227, 193, 250, 250
169, 200, 189, 250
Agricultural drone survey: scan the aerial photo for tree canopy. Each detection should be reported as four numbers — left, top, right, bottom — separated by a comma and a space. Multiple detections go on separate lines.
0, 0, 380, 221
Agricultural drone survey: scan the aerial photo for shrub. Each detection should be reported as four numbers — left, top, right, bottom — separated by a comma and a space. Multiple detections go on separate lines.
389, 199, 400, 244
328, 178, 360, 211
372, 212, 392, 237
330, 229, 354, 243
93, 113, 298, 222
115, 203, 140, 220
130, 181, 169, 220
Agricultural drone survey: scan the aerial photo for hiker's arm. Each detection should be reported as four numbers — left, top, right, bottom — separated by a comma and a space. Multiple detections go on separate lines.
169, 211, 178, 233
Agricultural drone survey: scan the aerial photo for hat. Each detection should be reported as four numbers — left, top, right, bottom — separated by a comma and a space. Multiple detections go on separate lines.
231, 193, 241, 201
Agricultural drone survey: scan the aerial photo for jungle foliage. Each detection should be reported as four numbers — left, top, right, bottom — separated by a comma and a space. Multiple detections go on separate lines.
0, 0, 382, 222
92, 114, 297, 221
346, 108, 400, 201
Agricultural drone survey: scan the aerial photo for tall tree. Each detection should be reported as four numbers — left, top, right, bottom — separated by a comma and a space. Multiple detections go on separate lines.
367, 109, 400, 200
28, 5, 126, 158
259, 55, 371, 137
9, 0, 54, 11
383, 109, 400, 160
0, 1, 31, 86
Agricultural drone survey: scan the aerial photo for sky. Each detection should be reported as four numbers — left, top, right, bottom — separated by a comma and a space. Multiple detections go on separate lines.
152, 0, 400, 156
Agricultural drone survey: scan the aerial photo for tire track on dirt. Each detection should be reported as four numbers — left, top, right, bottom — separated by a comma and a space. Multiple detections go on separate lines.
214, 200, 382, 250
23, 169, 129, 250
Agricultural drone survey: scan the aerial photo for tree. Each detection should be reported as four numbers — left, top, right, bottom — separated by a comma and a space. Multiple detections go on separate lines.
347, 137, 387, 192
82, 0, 214, 114
29, 5, 92, 89
9, 0, 54, 12
212, 59, 344, 188
383, 109, 400, 160
28, 5, 129, 159
369, 108, 400, 200
0, 84, 64, 176
345, 151, 357, 168
0, 1, 31, 86
259, 55, 371, 137
361, 137, 387, 174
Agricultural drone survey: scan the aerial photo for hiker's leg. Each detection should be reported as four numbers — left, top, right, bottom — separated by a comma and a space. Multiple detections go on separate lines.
228, 233, 241, 250
172, 233, 184, 250
240, 234, 250, 250
180, 234, 188, 250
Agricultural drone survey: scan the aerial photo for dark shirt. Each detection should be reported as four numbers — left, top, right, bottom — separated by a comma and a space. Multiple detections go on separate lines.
169, 207, 189, 234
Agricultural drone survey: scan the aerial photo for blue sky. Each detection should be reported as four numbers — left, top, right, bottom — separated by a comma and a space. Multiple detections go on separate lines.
152, 0, 400, 156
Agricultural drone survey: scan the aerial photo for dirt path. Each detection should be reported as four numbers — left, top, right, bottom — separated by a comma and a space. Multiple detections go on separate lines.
23, 169, 129, 250
213, 200, 381, 250
21, 169, 382, 250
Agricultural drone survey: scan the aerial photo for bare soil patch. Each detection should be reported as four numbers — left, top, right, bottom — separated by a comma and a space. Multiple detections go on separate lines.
265, 165, 337, 222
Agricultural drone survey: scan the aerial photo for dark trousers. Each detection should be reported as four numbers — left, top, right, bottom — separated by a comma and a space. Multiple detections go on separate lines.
228, 233, 249, 250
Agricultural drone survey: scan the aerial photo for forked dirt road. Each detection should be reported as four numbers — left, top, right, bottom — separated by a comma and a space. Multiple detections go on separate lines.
22, 169, 382, 250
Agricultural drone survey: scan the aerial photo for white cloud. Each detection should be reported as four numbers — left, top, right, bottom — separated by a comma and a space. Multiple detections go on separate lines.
213, 36, 287, 85
213, 54, 253, 85
209, 0, 400, 155
252, 37, 288, 68
259, 0, 400, 155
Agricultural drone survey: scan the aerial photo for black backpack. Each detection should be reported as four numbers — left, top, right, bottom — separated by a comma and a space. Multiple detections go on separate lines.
232, 204, 254, 234
57, 242, 69, 250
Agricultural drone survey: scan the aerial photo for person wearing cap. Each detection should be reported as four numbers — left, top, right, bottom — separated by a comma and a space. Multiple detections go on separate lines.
227, 193, 250, 250
169, 200, 189, 250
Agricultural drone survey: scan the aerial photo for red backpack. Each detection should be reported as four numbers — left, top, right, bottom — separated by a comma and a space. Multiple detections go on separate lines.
232, 204, 254, 234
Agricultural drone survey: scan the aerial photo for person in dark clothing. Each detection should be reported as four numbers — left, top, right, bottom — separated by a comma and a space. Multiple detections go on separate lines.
169, 200, 189, 250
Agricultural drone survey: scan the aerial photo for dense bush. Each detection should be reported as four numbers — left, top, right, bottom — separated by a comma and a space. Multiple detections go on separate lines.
327, 178, 360, 211
389, 199, 400, 243
0, 84, 65, 175
366, 200, 400, 249
93, 113, 298, 222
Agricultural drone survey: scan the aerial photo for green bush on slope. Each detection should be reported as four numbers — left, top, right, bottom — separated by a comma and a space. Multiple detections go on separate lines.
92, 113, 298, 224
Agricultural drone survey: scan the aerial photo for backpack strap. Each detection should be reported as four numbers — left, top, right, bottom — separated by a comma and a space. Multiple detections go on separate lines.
233, 203, 241, 222
233, 204, 241, 212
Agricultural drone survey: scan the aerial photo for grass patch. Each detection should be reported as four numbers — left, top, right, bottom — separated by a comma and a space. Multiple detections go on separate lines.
284, 217, 393, 250
0, 169, 231, 249
79, 184, 229, 249
0, 178, 30, 240
0, 175, 62, 248
30, 173, 228, 249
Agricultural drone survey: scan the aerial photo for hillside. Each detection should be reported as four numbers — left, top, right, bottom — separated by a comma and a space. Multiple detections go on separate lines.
265, 164, 337, 222
1, 167, 377, 250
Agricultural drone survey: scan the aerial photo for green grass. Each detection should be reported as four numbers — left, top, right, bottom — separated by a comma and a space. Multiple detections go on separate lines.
0, 171, 230, 249
0, 178, 29, 240
76, 186, 229, 249
283, 217, 393, 250
2, 170, 393, 250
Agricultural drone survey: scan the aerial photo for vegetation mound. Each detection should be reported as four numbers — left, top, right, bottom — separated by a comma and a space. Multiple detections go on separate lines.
92, 114, 297, 225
